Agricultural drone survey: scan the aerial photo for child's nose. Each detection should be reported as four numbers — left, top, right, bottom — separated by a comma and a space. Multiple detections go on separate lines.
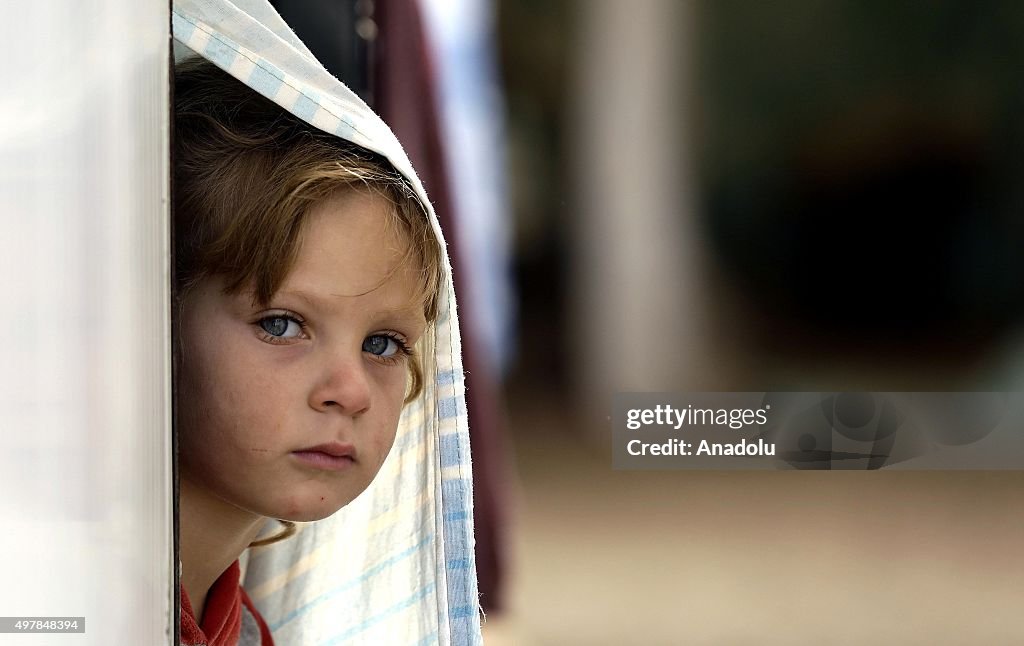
309, 353, 371, 416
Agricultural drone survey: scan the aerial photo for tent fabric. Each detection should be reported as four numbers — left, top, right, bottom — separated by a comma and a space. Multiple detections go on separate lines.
171, 1, 482, 643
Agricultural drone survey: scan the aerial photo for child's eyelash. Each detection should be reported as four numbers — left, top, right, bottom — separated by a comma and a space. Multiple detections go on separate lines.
381, 331, 415, 356
252, 313, 416, 360
253, 310, 309, 344
368, 331, 415, 366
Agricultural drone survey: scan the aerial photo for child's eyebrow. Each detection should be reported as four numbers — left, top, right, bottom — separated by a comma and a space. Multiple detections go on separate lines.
277, 289, 426, 326
275, 289, 330, 310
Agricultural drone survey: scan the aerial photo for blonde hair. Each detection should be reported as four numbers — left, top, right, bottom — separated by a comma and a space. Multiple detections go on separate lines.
173, 57, 443, 402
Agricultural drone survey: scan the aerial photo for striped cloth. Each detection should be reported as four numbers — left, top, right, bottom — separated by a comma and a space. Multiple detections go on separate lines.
172, 1, 482, 644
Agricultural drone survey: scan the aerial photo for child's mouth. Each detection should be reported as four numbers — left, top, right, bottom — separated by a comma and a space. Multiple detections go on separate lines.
291, 450, 356, 471
292, 441, 357, 471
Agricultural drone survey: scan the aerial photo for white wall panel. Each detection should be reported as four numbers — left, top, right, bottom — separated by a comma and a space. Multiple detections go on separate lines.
0, 1, 172, 643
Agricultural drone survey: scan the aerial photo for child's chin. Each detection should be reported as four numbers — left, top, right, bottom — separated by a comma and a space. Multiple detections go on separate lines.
281, 501, 353, 523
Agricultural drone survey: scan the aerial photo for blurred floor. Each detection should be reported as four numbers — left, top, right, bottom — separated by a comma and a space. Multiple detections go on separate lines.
481, 389, 1024, 646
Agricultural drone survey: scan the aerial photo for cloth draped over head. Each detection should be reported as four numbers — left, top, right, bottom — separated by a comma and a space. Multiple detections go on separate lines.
171, 1, 482, 643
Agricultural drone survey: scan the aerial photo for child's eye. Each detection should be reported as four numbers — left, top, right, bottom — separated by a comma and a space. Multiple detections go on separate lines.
256, 313, 305, 342
363, 333, 412, 360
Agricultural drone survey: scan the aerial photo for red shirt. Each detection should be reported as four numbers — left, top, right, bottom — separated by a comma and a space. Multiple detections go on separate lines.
180, 560, 274, 646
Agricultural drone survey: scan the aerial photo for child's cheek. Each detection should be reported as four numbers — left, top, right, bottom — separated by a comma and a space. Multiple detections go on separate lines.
366, 395, 401, 475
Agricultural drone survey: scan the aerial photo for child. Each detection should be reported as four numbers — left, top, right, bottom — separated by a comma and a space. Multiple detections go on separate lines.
173, 57, 444, 645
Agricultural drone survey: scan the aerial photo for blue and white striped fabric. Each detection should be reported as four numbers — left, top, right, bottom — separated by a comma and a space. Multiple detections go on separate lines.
171, 1, 481, 643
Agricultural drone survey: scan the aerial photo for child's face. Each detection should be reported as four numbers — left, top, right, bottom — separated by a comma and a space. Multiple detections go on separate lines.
177, 189, 427, 522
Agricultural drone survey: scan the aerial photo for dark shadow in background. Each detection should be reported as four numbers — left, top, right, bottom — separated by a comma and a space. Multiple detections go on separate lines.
696, 0, 1024, 356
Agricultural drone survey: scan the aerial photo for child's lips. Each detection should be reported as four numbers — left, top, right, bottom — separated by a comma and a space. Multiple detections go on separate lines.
292, 451, 355, 471
292, 441, 356, 471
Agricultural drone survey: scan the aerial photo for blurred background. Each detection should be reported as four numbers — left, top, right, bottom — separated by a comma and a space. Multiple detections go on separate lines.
275, 0, 1024, 643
